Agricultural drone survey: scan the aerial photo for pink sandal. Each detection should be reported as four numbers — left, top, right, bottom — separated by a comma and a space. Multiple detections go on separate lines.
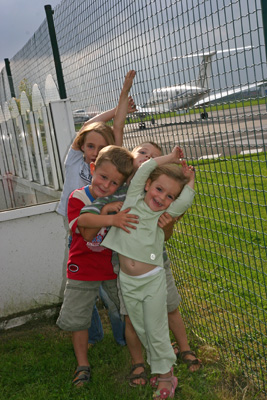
152, 368, 178, 399
150, 375, 159, 388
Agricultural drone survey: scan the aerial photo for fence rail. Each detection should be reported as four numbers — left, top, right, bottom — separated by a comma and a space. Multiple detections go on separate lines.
0, 0, 266, 394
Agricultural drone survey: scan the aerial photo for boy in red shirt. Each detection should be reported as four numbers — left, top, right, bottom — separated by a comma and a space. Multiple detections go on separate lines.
56, 145, 138, 386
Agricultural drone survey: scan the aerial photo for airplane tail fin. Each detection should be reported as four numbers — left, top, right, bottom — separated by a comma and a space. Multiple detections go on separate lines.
195, 52, 216, 89
180, 46, 252, 89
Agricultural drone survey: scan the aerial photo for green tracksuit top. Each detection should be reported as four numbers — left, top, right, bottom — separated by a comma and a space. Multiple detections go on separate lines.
101, 158, 195, 267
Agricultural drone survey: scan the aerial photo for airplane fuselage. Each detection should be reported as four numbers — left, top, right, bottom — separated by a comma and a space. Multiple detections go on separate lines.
144, 85, 210, 112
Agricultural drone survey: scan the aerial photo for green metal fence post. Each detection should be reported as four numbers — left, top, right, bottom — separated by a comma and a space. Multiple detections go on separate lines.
44, 5, 67, 99
261, 0, 267, 60
4, 58, 16, 98
260, 0, 267, 109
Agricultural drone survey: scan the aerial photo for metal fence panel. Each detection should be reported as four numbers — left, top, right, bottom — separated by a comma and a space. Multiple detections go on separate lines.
0, 0, 266, 393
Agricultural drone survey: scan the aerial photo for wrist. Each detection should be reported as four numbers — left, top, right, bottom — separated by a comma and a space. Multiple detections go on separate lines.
100, 205, 109, 215
110, 214, 116, 227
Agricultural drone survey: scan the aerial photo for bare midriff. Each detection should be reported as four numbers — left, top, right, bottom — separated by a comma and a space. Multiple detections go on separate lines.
119, 254, 156, 276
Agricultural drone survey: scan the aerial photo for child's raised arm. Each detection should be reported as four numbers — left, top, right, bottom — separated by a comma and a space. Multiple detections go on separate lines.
113, 70, 136, 146
181, 161, 195, 190
80, 95, 136, 129
153, 145, 184, 166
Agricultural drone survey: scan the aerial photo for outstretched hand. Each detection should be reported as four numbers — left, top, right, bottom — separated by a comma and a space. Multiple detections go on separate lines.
181, 160, 195, 187
158, 212, 175, 229
170, 146, 184, 163
112, 208, 139, 233
181, 160, 195, 178
158, 212, 184, 241
127, 96, 137, 114
123, 70, 136, 93
101, 201, 124, 215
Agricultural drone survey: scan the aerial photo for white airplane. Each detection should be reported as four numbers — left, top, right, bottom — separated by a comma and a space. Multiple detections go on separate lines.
135, 47, 265, 128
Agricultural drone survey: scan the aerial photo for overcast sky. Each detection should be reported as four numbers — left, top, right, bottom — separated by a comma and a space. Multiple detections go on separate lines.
0, 0, 61, 71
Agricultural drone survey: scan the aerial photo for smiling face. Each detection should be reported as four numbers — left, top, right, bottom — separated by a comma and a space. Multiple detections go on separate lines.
81, 131, 108, 164
89, 160, 125, 199
144, 174, 182, 212
132, 143, 162, 170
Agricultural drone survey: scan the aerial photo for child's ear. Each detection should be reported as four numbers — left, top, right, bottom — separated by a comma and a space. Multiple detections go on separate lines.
90, 162, 96, 174
144, 178, 151, 192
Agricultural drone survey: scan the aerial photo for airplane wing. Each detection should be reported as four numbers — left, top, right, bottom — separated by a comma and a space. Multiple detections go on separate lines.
195, 81, 266, 106
132, 105, 158, 119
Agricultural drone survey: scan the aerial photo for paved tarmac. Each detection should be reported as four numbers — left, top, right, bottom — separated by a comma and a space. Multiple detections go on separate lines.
124, 104, 267, 160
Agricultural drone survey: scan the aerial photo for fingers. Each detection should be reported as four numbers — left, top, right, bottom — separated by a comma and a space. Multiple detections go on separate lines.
124, 214, 139, 224
113, 201, 123, 211
158, 212, 174, 228
172, 145, 184, 162
126, 70, 136, 79
106, 201, 124, 213
158, 213, 172, 224
117, 208, 139, 231
119, 219, 138, 233
124, 70, 136, 86
128, 96, 137, 113
121, 222, 138, 233
189, 165, 196, 175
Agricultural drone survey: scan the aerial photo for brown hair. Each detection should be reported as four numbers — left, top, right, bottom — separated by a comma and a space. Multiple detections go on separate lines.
73, 122, 115, 150
132, 141, 162, 153
95, 145, 134, 180
148, 163, 189, 196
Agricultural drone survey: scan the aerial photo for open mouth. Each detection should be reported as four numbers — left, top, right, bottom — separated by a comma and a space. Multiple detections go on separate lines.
153, 198, 162, 208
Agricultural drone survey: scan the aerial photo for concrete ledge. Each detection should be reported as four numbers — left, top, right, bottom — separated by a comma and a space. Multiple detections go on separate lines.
0, 201, 59, 222
0, 306, 60, 331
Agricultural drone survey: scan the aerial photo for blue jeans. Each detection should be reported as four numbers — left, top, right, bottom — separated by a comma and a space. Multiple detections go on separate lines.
88, 285, 126, 346
88, 304, 104, 344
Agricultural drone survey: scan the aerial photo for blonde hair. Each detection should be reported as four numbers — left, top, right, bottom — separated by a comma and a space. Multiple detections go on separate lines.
95, 145, 134, 180
73, 122, 115, 150
148, 163, 189, 195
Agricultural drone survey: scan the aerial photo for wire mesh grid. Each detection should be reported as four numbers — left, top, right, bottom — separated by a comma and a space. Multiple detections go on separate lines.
0, 0, 266, 393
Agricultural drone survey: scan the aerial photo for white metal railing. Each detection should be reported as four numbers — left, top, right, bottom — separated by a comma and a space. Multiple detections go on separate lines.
0, 75, 75, 211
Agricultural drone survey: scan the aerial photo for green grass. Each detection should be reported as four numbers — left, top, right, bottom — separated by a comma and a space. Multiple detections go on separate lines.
166, 153, 267, 395
0, 310, 265, 400
1, 155, 266, 399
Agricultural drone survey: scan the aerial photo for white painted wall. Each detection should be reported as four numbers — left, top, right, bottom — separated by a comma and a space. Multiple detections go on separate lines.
0, 202, 69, 318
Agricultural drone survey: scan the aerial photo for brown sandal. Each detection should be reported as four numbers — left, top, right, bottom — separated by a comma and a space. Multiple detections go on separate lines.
126, 363, 147, 387
178, 350, 202, 371
72, 365, 91, 387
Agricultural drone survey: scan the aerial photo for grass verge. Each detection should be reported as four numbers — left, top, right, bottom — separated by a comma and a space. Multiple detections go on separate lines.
0, 309, 265, 400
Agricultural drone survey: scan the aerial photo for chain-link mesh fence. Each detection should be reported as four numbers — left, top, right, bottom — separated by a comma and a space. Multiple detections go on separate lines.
0, 0, 266, 394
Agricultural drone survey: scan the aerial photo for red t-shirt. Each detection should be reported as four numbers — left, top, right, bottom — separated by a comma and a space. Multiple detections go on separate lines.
67, 185, 117, 281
